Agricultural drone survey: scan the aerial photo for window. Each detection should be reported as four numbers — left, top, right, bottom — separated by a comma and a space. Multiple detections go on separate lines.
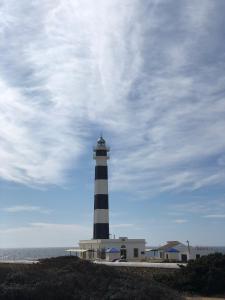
134, 248, 139, 258
196, 254, 200, 259
120, 249, 127, 259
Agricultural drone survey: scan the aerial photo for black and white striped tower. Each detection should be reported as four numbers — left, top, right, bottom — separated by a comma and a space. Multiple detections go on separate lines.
93, 136, 110, 239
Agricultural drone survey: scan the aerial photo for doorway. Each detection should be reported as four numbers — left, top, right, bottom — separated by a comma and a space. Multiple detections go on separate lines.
120, 245, 127, 259
181, 254, 187, 262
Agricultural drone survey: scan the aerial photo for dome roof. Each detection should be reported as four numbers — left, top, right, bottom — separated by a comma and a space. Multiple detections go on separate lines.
97, 136, 106, 145
167, 248, 180, 253
106, 247, 120, 253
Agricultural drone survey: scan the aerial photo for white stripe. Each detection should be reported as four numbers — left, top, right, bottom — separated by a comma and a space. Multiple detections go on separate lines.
94, 209, 109, 224
95, 179, 108, 194
95, 158, 107, 166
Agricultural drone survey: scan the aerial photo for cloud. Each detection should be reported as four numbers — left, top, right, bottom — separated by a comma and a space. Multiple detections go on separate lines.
170, 198, 225, 216
2, 205, 51, 214
203, 214, 225, 219
173, 219, 188, 224
0, 223, 91, 247
0, 0, 225, 195
111, 223, 134, 228
0, 222, 145, 247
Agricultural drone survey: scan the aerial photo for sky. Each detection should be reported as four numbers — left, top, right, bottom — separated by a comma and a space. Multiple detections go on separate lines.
0, 0, 225, 248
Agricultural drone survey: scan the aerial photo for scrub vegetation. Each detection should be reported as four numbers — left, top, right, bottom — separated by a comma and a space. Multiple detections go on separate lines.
0, 253, 224, 299
126, 253, 225, 297
0, 256, 182, 300
160, 253, 225, 296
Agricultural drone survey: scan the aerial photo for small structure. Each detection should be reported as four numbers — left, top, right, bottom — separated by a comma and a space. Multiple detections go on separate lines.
146, 241, 191, 262
145, 241, 185, 261
164, 248, 180, 261
65, 248, 88, 257
146, 241, 225, 262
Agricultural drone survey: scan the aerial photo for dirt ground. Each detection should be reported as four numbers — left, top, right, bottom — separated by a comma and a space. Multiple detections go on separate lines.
186, 297, 225, 300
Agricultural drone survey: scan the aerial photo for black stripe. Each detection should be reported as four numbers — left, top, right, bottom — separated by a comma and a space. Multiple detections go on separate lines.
94, 194, 108, 209
93, 223, 109, 239
96, 150, 107, 156
95, 166, 108, 180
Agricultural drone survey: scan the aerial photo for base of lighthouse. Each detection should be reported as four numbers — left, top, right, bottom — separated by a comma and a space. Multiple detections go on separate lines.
78, 237, 146, 261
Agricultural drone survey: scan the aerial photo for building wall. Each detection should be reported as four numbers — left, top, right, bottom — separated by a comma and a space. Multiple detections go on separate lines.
165, 252, 179, 261
105, 252, 120, 261
145, 249, 161, 259
189, 246, 225, 260
79, 238, 146, 261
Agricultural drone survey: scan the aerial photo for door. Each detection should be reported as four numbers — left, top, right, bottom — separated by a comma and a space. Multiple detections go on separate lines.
181, 254, 187, 262
120, 249, 127, 259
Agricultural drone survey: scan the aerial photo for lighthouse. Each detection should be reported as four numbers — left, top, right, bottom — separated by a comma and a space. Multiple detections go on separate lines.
78, 137, 146, 261
93, 136, 110, 239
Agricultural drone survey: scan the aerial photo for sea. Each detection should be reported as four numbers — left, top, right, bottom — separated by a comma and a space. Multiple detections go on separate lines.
0, 247, 78, 262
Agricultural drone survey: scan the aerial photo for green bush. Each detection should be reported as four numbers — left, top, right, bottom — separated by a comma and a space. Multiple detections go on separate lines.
153, 253, 225, 296
179, 253, 225, 295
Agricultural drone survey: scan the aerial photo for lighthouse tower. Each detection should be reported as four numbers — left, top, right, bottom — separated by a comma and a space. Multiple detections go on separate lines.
78, 137, 146, 261
93, 136, 110, 239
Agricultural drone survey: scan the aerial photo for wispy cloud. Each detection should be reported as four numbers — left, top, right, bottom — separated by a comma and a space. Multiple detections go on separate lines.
111, 223, 134, 228
169, 198, 225, 222
0, 222, 91, 247
203, 214, 225, 219
173, 219, 188, 224
0, 0, 225, 195
2, 205, 51, 214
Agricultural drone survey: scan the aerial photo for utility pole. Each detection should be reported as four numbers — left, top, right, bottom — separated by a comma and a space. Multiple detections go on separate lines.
186, 240, 190, 258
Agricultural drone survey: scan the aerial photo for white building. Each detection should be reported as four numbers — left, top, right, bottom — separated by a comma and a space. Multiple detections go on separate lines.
146, 241, 225, 262
79, 237, 146, 261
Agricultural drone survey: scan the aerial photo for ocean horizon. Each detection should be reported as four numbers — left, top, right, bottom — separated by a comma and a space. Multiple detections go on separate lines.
0, 247, 79, 262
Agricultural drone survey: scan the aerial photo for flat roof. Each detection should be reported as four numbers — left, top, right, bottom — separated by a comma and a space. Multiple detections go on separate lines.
65, 249, 88, 253
80, 238, 145, 243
